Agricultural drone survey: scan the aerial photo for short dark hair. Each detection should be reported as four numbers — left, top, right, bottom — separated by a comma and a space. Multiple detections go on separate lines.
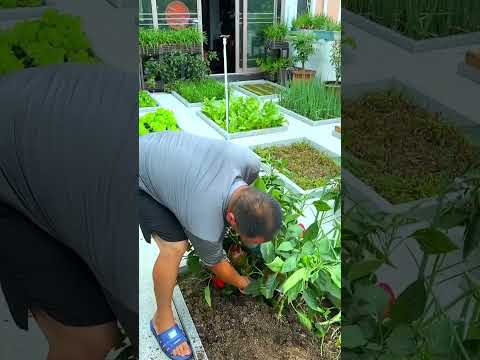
231, 187, 283, 241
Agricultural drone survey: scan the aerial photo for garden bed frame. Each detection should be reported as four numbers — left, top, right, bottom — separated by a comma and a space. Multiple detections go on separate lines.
276, 103, 340, 127
343, 77, 474, 218
250, 137, 340, 196
343, 9, 480, 53
172, 91, 203, 108
291, 29, 340, 42
197, 111, 288, 140
232, 80, 284, 101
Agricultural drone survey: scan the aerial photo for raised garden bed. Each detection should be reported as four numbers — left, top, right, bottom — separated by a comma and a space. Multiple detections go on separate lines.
343, 78, 478, 218
292, 14, 341, 42
0, 0, 53, 24
252, 138, 340, 195
138, 90, 158, 112
232, 80, 284, 100
139, 27, 204, 56
170, 79, 226, 108
277, 79, 341, 126
457, 48, 480, 84
198, 97, 287, 139
343, 7, 480, 52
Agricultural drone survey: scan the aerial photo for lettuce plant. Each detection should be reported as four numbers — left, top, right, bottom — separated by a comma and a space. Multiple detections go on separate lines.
138, 90, 157, 108
139, 108, 179, 136
201, 97, 285, 133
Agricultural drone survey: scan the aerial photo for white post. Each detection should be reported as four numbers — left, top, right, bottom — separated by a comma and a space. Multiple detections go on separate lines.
221, 35, 230, 139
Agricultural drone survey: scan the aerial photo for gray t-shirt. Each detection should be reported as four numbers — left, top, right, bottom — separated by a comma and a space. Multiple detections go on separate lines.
139, 131, 260, 266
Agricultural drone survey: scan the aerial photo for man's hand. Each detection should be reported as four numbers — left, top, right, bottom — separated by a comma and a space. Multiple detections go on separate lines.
210, 260, 250, 291
239, 276, 251, 294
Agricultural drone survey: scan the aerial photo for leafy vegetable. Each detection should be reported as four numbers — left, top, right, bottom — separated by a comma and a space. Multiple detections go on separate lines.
201, 97, 286, 133
170, 78, 226, 103
139, 91, 157, 108
138, 108, 179, 136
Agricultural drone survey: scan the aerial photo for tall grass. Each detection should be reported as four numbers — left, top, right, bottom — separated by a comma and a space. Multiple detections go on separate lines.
345, 0, 480, 39
292, 14, 341, 31
279, 79, 341, 121
170, 79, 226, 103
139, 27, 205, 49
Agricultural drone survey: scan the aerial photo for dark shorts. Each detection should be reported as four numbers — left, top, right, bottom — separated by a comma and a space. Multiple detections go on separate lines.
0, 204, 116, 329
138, 190, 186, 243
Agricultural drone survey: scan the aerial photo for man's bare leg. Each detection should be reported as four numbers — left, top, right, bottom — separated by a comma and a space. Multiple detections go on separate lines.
152, 235, 191, 357
32, 308, 121, 360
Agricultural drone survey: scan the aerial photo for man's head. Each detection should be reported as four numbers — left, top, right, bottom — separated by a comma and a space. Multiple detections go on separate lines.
226, 187, 282, 246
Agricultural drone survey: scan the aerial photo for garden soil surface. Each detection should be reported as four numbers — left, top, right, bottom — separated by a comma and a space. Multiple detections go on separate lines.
179, 276, 338, 360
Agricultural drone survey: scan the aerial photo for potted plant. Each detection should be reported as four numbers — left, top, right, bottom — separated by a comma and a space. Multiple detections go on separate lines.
256, 56, 292, 84
289, 32, 316, 81
325, 39, 341, 94
263, 22, 289, 49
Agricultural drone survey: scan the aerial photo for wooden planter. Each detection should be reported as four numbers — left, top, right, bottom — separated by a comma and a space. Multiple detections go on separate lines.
140, 44, 202, 57
291, 68, 316, 81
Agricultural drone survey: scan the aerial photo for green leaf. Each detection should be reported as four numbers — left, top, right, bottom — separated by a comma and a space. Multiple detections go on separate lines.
303, 288, 321, 311
390, 280, 426, 324
424, 318, 455, 355
412, 227, 458, 254
467, 320, 480, 341
342, 325, 367, 349
347, 259, 383, 281
355, 285, 389, 317
304, 222, 319, 242
329, 265, 341, 289
301, 241, 315, 256
254, 177, 267, 193
260, 241, 275, 263
243, 278, 262, 296
263, 272, 278, 299
266, 256, 284, 272
313, 200, 331, 212
281, 255, 299, 273
464, 209, 480, 260
204, 286, 212, 307
386, 325, 416, 356
297, 311, 313, 331
277, 241, 295, 252
187, 255, 201, 274
282, 268, 307, 293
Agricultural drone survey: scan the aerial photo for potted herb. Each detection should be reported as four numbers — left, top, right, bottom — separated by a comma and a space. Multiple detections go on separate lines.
263, 22, 289, 49
289, 32, 316, 81
325, 39, 341, 94
256, 56, 292, 83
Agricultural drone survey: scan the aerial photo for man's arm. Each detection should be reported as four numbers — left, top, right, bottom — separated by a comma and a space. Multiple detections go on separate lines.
209, 260, 250, 290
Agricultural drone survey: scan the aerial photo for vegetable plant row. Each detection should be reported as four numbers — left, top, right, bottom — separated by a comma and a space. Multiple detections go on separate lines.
139, 27, 205, 49
201, 97, 286, 133
186, 172, 341, 340
139, 108, 179, 136
0, 0, 43, 7
0, 10, 97, 76
279, 79, 341, 122
345, 0, 480, 40
138, 90, 157, 108
170, 78, 226, 104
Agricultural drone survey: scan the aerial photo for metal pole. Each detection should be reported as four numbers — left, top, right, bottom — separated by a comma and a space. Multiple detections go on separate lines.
221, 35, 230, 139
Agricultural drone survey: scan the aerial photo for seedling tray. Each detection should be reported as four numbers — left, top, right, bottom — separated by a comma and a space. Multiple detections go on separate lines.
343, 77, 474, 219
197, 111, 288, 140
343, 9, 480, 53
172, 91, 203, 108
251, 137, 340, 196
276, 104, 340, 127
457, 61, 480, 85
232, 80, 284, 101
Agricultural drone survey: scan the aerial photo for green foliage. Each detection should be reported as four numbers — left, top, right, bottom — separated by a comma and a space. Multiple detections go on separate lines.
263, 23, 289, 42
170, 78, 226, 103
0, 0, 43, 7
138, 108, 179, 136
138, 90, 157, 108
139, 27, 205, 49
201, 97, 285, 133
279, 78, 341, 121
330, 40, 341, 84
255, 56, 292, 77
345, 0, 480, 40
288, 32, 316, 69
0, 9, 96, 76
292, 13, 341, 31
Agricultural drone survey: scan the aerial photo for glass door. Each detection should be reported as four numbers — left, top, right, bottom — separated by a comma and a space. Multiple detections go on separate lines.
236, 0, 279, 72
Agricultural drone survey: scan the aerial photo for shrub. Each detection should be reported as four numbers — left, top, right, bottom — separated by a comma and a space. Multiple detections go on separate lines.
139, 27, 205, 49
0, 9, 96, 76
0, 0, 43, 7
279, 79, 341, 121
170, 78, 226, 103
139, 108, 179, 136
288, 32, 316, 70
292, 13, 341, 31
139, 90, 157, 108
202, 97, 285, 133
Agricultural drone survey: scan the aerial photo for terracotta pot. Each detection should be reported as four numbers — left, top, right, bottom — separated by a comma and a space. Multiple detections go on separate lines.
291, 68, 316, 81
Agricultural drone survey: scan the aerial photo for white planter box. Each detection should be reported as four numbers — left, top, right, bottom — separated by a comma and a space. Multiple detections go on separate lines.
172, 91, 203, 108
343, 9, 480, 53
276, 104, 340, 127
332, 125, 341, 139
457, 61, 480, 85
343, 77, 474, 219
197, 111, 288, 140
232, 80, 284, 101
250, 137, 340, 197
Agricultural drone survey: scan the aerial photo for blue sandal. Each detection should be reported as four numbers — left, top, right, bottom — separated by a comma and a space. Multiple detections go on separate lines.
150, 320, 193, 360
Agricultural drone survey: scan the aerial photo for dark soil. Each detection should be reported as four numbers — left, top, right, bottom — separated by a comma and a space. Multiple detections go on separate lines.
255, 142, 341, 190
178, 276, 338, 360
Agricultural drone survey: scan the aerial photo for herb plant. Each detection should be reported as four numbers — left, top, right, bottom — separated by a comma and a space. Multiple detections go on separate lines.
345, 0, 480, 40
138, 108, 179, 136
292, 14, 341, 31
170, 78, 226, 103
288, 32, 316, 70
255, 142, 341, 190
201, 97, 285, 133
256, 56, 292, 79
139, 27, 205, 49
279, 79, 341, 121
0, 10, 96, 76
263, 23, 289, 42
138, 90, 157, 108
